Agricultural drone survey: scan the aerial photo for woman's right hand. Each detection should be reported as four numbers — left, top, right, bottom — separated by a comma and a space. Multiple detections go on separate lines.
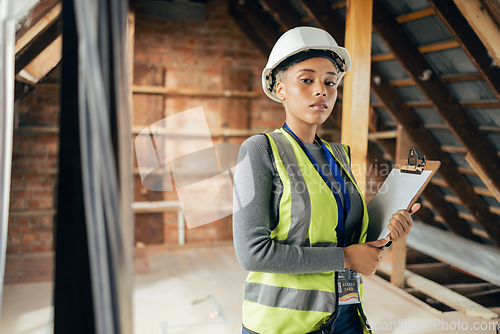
343, 238, 390, 276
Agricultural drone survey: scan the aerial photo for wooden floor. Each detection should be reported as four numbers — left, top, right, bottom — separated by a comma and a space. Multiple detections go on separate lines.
2, 243, 499, 334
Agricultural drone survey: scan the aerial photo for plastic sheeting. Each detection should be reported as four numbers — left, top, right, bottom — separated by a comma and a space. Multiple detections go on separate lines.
408, 222, 500, 287
0, 0, 16, 321
54, 0, 133, 333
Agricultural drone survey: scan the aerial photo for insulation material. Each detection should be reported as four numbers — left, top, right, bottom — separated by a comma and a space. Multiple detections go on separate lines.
423, 48, 477, 75
407, 222, 500, 287
401, 16, 453, 46
412, 107, 446, 125
465, 108, 500, 127
394, 86, 427, 101
380, 0, 430, 16
373, 59, 409, 80
446, 81, 497, 101
429, 129, 464, 147
371, 31, 390, 55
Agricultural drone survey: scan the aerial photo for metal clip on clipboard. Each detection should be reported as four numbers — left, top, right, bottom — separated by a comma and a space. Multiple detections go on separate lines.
400, 148, 426, 175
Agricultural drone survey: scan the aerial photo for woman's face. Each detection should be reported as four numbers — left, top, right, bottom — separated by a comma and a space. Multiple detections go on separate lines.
276, 57, 338, 128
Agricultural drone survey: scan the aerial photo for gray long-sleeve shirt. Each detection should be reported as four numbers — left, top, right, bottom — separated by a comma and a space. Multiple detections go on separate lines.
232, 134, 364, 275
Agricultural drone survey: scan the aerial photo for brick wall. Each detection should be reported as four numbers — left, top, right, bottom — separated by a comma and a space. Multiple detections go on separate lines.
132, 0, 284, 246
8, 82, 60, 254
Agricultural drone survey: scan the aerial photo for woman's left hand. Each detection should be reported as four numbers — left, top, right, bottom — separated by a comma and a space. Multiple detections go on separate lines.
387, 203, 421, 241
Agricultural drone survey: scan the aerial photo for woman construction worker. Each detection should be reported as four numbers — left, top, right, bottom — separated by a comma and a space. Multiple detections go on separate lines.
232, 26, 420, 334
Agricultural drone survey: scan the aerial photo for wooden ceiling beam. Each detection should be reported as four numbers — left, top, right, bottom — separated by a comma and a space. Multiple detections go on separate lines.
371, 64, 494, 245
15, 18, 61, 76
396, 7, 435, 23
227, 1, 271, 55
298, 0, 346, 44
372, 40, 460, 62
430, 0, 500, 100
261, 0, 301, 30
228, 0, 279, 52
373, 0, 500, 206
452, 0, 500, 67
15, 0, 61, 55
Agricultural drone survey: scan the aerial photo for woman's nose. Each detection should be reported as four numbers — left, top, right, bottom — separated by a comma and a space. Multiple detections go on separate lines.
315, 84, 326, 96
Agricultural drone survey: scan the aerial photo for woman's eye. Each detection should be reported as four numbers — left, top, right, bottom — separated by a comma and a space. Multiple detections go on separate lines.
326, 81, 336, 87
300, 78, 312, 84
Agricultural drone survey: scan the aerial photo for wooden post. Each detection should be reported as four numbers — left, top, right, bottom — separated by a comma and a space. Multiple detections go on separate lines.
391, 124, 411, 288
341, 0, 373, 195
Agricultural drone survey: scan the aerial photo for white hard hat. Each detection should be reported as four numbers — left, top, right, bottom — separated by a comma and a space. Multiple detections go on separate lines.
262, 26, 351, 103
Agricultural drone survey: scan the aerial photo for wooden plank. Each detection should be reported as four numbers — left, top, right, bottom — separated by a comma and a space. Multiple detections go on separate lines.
391, 73, 484, 86
331, 1, 346, 11
378, 261, 498, 319
453, 0, 500, 67
15, 19, 61, 75
373, 0, 500, 248
341, 0, 373, 195
430, 0, 500, 99
396, 7, 436, 23
20, 35, 62, 83
371, 40, 460, 62
9, 210, 56, 218
367, 130, 397, 140
132, 85, 259, 98
481, 0, 500, 26
15, 1, 62, 55
391, 125, 411, 288
465, 153, 500, 203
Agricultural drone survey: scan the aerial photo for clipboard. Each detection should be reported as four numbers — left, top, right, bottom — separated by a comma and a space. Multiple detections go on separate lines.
366, 149, 441, 242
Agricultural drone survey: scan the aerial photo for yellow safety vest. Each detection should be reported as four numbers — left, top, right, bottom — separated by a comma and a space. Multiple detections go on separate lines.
242, 129, 371, 334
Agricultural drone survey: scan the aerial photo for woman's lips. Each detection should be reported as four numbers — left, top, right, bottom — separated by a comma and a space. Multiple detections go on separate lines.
310, 103, 328, 111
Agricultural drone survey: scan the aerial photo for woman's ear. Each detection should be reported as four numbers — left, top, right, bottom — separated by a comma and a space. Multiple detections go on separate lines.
276, 81, 285, 101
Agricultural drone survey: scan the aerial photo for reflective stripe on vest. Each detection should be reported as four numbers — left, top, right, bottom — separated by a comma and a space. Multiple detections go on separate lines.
242, 130, 370, 334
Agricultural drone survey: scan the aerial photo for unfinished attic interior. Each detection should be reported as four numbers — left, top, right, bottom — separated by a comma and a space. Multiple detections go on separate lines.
1, 0, 500, 332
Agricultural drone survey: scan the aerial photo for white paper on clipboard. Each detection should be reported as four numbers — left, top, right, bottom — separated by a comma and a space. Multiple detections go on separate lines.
366, 168, 432, 242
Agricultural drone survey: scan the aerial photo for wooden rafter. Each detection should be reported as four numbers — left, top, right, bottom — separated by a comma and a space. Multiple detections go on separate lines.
372, 0, 500, 211
453, 0, 500, 67
227, 2, 271, 55
371, 65, 493, 244
228, 0, 279, 51
297, 1, 476, 242
429, 0, 500, 100
298, 0, 345, 45
260, 0, 300, 31
15, 15, 61, 76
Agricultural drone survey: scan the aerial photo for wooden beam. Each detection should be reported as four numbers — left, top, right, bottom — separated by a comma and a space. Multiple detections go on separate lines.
15, 19, 61, 75
391, 125, 411, 288
15, 1, 62, 55
378, 261, 498, 319
390, 73, 484, 86
298, 0, 346, 44
481, 0, 500, 26
341, 0, 373, 195
430, 0, 500, 100
367, 130, 397, 140
261, 0, 302, 31
465, 153, 500, 203
453, 0, 500, 67
396, 7, 435, 23
372, 0, 500, 247
227, 1, 271, 56
132, 85, 259, 98
228, 0, 280, 52
370, 66, 478, 241
371, 40, 460, 62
